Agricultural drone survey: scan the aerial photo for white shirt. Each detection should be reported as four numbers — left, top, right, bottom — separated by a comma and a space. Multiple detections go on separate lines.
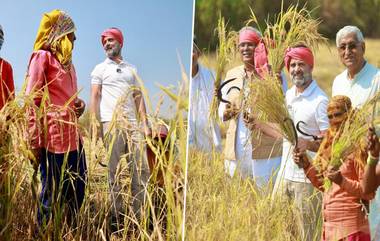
91, 58, 138, 123
189, 64, 222, 152
332, 62, 380, 108
280, 80, 329, 183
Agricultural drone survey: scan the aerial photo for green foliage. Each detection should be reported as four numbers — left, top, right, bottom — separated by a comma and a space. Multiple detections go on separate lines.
195, 0, 380, 50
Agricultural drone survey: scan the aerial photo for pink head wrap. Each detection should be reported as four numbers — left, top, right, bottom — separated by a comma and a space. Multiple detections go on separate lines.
101, 27, 124, 47
239, 28, 261, 45
284, 46, 314, 71
254, 40, 270, 78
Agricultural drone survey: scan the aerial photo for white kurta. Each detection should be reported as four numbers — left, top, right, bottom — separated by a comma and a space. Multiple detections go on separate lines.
188, 64, 222, 152
219, 72, 288, 188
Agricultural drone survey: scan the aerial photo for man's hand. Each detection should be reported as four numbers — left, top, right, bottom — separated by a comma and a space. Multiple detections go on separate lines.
367, 125, 380, 159
243, 112, 256, 130
74, 98, 86, 118
293, 147, 310, 169
297, 138, 310, 153
223, 103, 239, 121
325, 165, 343, 185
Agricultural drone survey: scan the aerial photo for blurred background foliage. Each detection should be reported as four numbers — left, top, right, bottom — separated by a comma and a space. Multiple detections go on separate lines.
194, 0, 380, 50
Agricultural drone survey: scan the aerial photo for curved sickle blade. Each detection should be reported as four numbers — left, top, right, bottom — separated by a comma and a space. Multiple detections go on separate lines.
284, 117, 298, 148
217, 78, 239, 104
296, 121, 323, 141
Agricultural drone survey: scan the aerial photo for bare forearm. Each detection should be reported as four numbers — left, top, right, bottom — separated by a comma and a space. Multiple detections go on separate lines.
362, 164, 380, 194
255, 121, 283, 140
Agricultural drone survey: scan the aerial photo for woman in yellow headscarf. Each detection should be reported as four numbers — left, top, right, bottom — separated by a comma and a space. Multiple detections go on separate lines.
25, 9, 86, 230
33, 9, 76, 70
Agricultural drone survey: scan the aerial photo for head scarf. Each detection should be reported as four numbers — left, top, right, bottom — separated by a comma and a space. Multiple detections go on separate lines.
327, 95, 352, 129
101, 28, 123, 48
238, 28, 261, 46
33, 9, 76, 69
254, 40, 269, 78
284, 46, 314, 71
314, 95, 352, 172
0, 25, 4, 51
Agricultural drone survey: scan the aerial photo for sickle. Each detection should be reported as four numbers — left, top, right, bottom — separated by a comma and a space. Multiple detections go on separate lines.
284, 117, 298, 148
217, 78, 240, 104
296, 121, 323, 141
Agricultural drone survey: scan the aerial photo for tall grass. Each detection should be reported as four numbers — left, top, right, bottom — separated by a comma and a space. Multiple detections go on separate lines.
208, 15, 237, 122
1, 66, 187, 240
185, 149, 319, 241
242, 3, 327, 146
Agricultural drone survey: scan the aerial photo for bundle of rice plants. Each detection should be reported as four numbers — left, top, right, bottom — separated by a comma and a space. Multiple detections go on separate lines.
243, 2, 327, 146
208, 14, 237, 121
322, 92, 380, 189
248, 2, 327, 73
247, 75, 297, 145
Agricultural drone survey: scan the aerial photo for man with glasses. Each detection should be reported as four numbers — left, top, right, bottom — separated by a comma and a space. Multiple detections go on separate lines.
220, 26, 286, 187
332, 25, 380, 238
332, 25, 380, 107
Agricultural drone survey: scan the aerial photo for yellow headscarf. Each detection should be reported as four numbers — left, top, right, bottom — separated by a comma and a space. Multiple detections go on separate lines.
33, 9, 76, 69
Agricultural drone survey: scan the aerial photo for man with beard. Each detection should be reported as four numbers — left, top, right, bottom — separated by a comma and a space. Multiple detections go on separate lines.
332, 25, 380, 238
276, 45, 329, 241
90, 27, 150, 233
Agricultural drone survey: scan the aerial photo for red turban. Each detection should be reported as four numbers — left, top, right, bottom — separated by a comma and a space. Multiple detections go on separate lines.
239, 28, 261, 45
101, 28, 124, 47
284, 46, 314, 71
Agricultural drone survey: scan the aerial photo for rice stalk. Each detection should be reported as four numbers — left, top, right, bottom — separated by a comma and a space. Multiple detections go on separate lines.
247, 75, 297, 145
321, 92, 380, 189
248, 2, 327, 73
208, 14, 237, 121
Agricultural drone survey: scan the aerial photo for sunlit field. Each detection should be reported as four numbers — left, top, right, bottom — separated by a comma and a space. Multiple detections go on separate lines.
0, 72, 188, 240
185, 39, 380, 241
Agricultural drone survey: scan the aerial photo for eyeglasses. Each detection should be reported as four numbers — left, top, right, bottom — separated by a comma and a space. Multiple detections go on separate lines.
328, 111, 345, 119
338, 42, 360, 52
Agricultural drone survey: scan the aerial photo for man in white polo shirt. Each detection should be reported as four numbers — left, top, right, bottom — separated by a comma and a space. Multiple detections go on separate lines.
276, 45, 329, 241
332, 25, 380, 237
90, 27, 150, 233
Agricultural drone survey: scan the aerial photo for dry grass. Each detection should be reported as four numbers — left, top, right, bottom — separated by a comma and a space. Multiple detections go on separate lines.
192, 8, 380, 238
185, 149, 312, 241
1, 68, 187, 240
208, 15, 237, 121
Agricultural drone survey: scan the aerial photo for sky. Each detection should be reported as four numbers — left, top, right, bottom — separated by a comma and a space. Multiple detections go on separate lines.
0, 0, 194, 118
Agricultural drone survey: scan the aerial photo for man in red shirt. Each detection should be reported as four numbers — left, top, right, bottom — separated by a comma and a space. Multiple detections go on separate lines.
0, 24, 15, 109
